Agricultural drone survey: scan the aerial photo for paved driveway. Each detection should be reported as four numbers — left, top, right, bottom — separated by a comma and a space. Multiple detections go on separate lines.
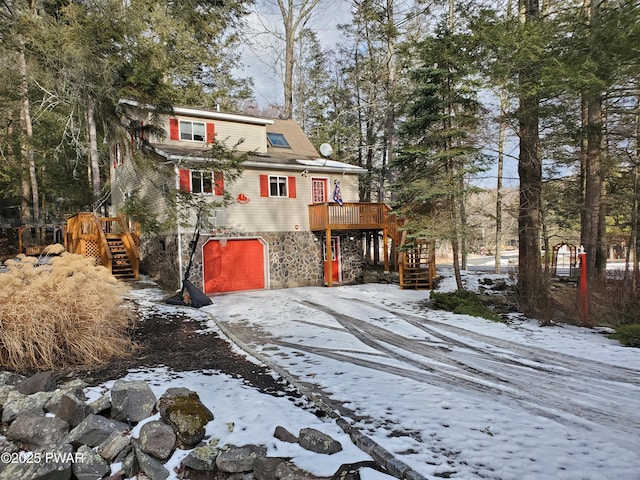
208, 283, 640, 480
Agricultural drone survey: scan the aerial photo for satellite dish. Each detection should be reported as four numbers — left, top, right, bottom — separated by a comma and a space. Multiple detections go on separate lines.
319, 143, 333, 158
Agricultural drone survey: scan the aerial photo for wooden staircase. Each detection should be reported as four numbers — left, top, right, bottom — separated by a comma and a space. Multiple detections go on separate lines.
399, 235, 436, 289
106, 236, 137, 280
65, 213, 140, 281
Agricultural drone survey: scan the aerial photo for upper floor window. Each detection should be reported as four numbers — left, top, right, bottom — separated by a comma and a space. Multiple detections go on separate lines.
267, 132, 290, 148
179, 169, 224, 195
259, 174, 296, 199
170, 118, 215, 143
269, 176, 288, 197
180, 121, 206, 142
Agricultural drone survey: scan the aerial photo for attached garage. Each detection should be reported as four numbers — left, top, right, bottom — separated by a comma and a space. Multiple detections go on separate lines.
203, 238, 268, 294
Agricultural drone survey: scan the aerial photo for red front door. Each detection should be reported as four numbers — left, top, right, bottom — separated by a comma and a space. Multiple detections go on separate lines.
323, 236, 340, 284
312, 178, 328, 203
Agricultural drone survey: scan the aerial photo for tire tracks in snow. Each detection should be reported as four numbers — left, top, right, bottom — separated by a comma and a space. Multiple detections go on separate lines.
289, 299, 640, 436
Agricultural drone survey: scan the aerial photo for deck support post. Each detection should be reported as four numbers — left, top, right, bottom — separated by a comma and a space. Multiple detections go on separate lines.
383, 229, 390, 272
325, 228, 333, 287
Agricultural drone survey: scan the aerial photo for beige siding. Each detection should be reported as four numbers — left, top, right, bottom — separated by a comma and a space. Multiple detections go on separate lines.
219, 169, 361, 233
111, 151, 173, 225
214, 121, 267, 153
150, 114, 267, 153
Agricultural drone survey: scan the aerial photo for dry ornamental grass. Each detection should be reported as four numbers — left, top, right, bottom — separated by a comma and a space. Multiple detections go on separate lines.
0, 248, 135, 372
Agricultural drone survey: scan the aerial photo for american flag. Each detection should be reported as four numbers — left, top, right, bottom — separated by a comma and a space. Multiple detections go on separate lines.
332, 181, 343, 207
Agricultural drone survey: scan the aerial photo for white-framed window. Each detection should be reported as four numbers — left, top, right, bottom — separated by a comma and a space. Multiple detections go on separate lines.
179, 168, 223, 195
180, 120, 206, 142
269, 175, 288, 197
191, 170, 212, 194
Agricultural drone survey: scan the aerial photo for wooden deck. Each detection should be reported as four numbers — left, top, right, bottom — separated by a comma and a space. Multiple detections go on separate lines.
309, 203, 401, 286
65, 213, 140, 280
308, 202, 394, 231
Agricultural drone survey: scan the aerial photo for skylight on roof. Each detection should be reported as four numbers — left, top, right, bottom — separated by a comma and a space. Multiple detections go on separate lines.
267, 132, 290, 148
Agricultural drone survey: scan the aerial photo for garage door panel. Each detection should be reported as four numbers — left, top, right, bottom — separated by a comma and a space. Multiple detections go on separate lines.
203, 239, 265, 293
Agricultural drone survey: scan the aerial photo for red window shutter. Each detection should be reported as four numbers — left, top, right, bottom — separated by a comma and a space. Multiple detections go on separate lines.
169, 118, 179, 140
260, 175, 269, 197
214, 172, 224, 195
179, 169, 191, 192
288, 176, 297, 198
206, 123, 215, 143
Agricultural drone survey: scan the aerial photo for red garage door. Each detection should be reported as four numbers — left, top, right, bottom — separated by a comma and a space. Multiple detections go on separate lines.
203, 239, 266, 293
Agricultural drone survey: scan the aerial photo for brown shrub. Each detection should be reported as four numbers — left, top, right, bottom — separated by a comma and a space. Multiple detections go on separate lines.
0, 252, 135, 372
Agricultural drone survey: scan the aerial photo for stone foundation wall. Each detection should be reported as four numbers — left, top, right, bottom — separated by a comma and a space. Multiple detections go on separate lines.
140, 234, 181, 290
334, 230, 364, 284
179, 231, 325, 291
142, 230, 365, 292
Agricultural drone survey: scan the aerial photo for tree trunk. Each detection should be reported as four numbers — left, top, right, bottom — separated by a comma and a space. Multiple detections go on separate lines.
276, 0, 320, 120
380, 0, 397, 203
581, 0, 605, 282
283, 20, 295, 119
627, 96, 640, 289
451, 199, 463, 290
18, 40, 38, 222
517, 0, 546, 316
87, 98, 102, 211
495, 91, 507, 273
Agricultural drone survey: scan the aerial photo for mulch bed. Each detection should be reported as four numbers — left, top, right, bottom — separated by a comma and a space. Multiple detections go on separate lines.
56, 291, 300, 399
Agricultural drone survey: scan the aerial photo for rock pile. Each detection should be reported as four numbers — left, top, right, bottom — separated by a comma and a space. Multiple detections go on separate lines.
0, 371, 376, 480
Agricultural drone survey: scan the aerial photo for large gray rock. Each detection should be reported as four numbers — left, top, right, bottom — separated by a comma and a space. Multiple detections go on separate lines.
216, 444, 267, 473
274, 425, 298, 443
6, 414, 69, 448
120, 449, 139, 478
0, 385, 16, 411
298, 428, 342, 455
180, 444, 220, 471
45, 392, 89, 428
72, 445, 110, 480
66, 414, 129, 447
0, 443, 73, 480
157, 388, 213, 447
275, 460, 330, 480
16, 371, 57, 395
88, 393, 111, 415
0, 372, 25, 388
138, 420, 176, 460
97, 431, 131, 462
133, 441, 170, 480
253, 456, 290, 480
1, 390, 52, 423
110, 380, 157, 424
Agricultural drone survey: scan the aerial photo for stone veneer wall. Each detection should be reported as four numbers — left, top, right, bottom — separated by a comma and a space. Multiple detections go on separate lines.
334, 230, 365, 284
140, 234, 182, 290
139, 230, 366, 292
177, 231, 323, 291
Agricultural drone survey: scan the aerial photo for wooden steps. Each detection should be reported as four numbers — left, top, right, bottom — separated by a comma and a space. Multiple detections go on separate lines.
399, 239, 436, 289
65, 213, 139, 281
106, 236, 137, 280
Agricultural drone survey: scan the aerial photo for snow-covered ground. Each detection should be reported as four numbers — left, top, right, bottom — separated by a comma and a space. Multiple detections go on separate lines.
206, 271, 640, 480
95, 271, 640, 480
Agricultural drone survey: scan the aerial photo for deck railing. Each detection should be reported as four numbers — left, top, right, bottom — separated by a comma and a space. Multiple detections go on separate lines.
65, 213, 139, 277
309, 202, 395, 231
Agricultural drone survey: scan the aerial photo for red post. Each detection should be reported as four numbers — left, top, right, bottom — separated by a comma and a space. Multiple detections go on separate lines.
578, 248, 589, 326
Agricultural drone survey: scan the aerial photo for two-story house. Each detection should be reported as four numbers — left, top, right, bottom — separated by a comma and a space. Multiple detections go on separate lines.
109, 101, 401, 294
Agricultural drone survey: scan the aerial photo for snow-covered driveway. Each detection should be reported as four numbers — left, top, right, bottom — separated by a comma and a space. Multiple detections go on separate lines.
205, 283, 640, 480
